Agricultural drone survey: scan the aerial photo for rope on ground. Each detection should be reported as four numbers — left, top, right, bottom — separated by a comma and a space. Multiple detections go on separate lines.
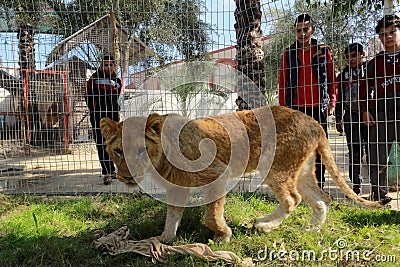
93, 226, 255, 266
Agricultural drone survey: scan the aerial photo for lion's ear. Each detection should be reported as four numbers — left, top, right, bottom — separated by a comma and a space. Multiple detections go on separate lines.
100, 118, 119, 140
146, 113, 162, 137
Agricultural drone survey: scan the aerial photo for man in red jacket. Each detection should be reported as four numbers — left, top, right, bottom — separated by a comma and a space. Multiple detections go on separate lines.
278, 14, 338, 189
86, 55, 121, 185
359, 15, 400, 203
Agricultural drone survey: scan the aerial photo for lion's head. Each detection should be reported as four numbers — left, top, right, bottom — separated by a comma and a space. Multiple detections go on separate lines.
100, 114, 165, 187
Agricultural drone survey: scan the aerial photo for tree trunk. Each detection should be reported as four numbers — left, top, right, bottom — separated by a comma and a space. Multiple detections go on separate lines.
17, 24, 36, 75
17, 24, 41, 147
110, 0, 120, 62
234, 0, 266, 110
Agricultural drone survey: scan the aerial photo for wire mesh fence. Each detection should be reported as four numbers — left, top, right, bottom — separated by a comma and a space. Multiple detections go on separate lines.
0, 0, 398, 208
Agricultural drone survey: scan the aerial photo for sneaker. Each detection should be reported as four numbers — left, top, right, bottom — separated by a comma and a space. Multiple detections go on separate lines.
352, 185, 361, 195
379, 196, 392, 205
365, 193, 393, 205
103, 174, 113, 185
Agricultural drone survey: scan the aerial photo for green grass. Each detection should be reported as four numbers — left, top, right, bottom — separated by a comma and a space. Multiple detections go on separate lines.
0, 193, 399, 266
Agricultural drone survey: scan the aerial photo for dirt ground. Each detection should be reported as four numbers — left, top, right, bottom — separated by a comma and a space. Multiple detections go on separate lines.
0, 132, 398, 211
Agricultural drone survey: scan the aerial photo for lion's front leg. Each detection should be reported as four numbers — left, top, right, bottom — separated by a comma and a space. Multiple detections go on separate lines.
204, 196, 232, 242
158, 204, 185, 243
155, 184, 190, 243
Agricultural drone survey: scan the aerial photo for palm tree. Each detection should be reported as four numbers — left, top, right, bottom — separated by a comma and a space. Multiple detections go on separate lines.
234, 0, 266, 110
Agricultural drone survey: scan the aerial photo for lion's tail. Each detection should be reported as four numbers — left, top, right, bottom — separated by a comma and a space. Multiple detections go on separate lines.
317, 134, 383, 209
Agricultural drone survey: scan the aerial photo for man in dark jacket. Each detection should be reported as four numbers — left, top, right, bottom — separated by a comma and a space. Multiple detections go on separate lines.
86, 55, 121, 185
335, 43, 368, 195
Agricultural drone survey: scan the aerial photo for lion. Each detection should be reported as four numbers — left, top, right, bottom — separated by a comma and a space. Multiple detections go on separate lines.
100, 105, 384, 243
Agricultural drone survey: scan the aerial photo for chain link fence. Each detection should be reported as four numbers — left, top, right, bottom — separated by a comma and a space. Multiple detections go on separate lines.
0, 0, 398, 209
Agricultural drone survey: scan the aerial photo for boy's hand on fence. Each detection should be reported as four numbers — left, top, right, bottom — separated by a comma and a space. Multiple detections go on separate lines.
336, 120, 343, 133
362, 111, 375, 127
327, 104, 335, 115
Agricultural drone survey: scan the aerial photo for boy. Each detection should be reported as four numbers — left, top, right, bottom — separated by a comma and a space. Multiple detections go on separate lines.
335, 43, 368, 195
359, 15, 400, 203
278, 13, 338, 189
86, 55, 121, 185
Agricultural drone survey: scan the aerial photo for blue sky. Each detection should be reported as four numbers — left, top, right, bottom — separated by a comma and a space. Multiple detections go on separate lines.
0, 33, 62, 70
204, 0, 291, 51
204, 0, 236, 50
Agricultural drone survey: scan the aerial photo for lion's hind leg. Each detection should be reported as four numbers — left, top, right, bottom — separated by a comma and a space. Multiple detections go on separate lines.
204, 196, 232, 242
255, 172, 302, 233
297, 151, 331, 229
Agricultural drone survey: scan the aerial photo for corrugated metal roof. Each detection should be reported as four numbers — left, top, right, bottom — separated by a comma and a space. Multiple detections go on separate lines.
46, 14, 155, 67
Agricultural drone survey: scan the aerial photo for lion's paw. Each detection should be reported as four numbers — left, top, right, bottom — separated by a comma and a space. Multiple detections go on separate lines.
213, 227, 232, 243
255, 221, 278, 233
156, 233, 175, 243
305, 224, 321, 233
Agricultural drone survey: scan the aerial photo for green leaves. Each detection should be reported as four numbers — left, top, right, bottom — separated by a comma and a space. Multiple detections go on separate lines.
0, 0, 56, 31
306, 0, 397, 17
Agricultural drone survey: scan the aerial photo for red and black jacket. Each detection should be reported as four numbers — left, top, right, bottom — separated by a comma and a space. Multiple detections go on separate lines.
86, 70, 121, 118
359, 51, 400, 113
278, 38, 337, 112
